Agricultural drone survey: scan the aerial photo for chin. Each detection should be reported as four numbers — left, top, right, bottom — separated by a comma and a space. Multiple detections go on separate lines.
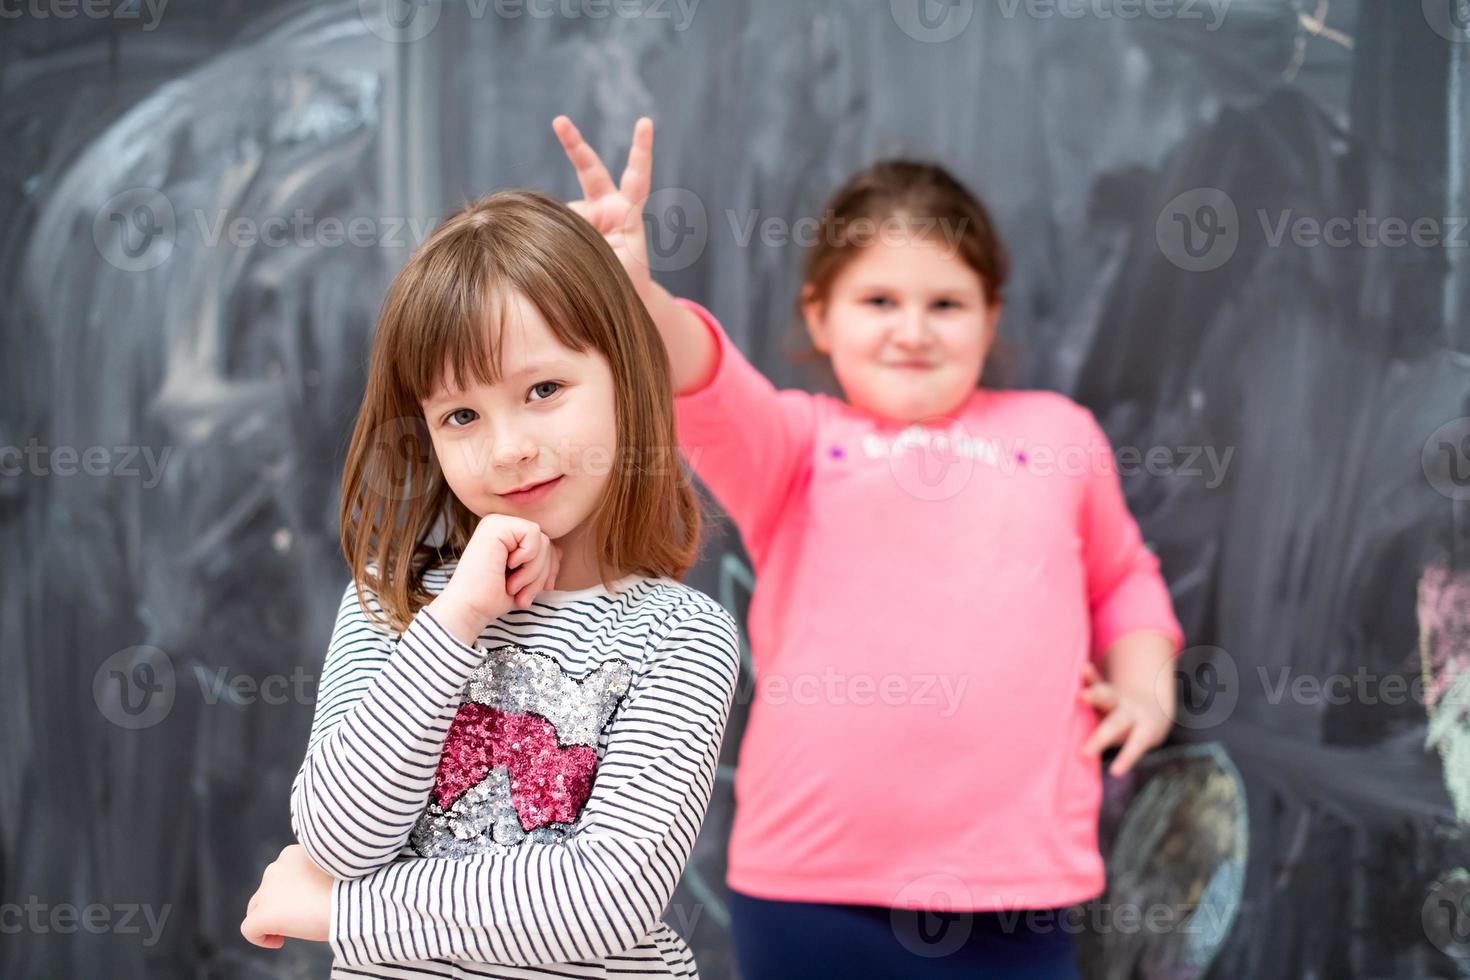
874, 395, 938, 423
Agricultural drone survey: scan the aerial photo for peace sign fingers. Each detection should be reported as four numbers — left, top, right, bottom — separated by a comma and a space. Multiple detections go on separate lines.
618, 116, 654, 210
552, 115, 618, 201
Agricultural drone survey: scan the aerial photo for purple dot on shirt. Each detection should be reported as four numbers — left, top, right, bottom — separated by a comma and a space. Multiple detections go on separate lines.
1016, 451, 1028, 464
830, 446, 845, 459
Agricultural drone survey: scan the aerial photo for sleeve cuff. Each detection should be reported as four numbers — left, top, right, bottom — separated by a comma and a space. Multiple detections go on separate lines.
329, 875, 394, 967
1092, 612, 1185, 662
329, 877, 355, 965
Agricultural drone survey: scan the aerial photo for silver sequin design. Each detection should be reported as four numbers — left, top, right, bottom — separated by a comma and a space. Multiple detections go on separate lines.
409, 644, 633, 858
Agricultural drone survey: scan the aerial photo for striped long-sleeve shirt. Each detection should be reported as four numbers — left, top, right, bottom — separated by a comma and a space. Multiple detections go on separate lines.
289, 559, 741, 979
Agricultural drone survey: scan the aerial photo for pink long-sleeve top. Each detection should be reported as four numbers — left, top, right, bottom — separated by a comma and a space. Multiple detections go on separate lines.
672, 298, 1185, 911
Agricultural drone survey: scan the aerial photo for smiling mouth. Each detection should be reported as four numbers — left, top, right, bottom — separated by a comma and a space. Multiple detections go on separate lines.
498, 475, 563, 500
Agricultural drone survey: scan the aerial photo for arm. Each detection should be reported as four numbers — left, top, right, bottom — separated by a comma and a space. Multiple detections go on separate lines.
290, 582, 485, 879
1079, 627, 1180, 776
642, 280, 718, 395
1098, 628, 1177, 718
1075, 408, 1186, 774
1077, 407, 1185, 670
669, 298, 817, 565
328, 604, 743, 968
549, 116, 816, 560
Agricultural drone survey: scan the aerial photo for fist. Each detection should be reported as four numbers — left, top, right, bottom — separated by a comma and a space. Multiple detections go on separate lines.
240, 844, 333, 948
441, 514, 562, 625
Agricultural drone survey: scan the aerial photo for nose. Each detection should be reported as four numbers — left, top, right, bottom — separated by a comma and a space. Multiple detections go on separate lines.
490, 423, 539, 471
893, 305, 932, 349
493, 439, 537, 470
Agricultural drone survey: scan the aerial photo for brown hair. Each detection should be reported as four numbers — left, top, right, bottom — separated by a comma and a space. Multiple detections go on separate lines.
792, 160, 1016, 386
338, 189, 702, 632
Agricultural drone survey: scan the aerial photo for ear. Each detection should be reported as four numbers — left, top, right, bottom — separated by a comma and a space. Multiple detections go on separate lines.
982, 300, 1003, 349
801, 284, 831, 355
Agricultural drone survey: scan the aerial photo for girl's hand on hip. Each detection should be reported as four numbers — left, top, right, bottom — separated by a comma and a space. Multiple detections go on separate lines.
1078, 660, 1172, 777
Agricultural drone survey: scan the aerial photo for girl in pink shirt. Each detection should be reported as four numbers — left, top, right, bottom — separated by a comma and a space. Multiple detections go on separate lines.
555, 117, 1185, 979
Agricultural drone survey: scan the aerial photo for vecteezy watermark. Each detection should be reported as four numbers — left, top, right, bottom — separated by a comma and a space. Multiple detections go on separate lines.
1425, 873, 1470, 959
363, 417, 707, 500
1256, 211, 1470, 250
0, 899, 170, 946
854, 415, 1234, 502
643, 187, 709, 272
890, 0, 1229, 43
1423, 417, 1470, 500
1257, 666, 1451, 709
888, 874, 979, 958
1005, 900, 1233, 936
725, 210, 971, 258
752, 668, 971, 718
93, 188, 175, 272
357, 0, 699, 44
1170, 645, 1240, 730
995, 0, 1230, 29
1165, 645, 1466, 730
0, 0, 169, 30
641, 194, 974, 272
92, 189, 439, 272
0, 439, 172, 488
1157, 187, 1470, 272
189, 210, 436, 251
1156, 188, 1240, 272
1423, 0, 1470, 43
885, 874, 1235, 957
889, 0, 975, 43
93, 646, 318, 730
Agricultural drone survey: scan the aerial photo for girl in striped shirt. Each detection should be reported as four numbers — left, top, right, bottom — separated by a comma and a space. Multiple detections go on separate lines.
239, 189, 742, 979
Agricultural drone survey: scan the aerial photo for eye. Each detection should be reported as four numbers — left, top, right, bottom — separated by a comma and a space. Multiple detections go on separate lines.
443, 408, 477, 428
529, 380, 563, 402
932, 298, 962, 311
863, 295, 895, 308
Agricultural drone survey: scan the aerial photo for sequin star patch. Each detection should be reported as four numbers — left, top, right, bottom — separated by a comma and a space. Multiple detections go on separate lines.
409, 644, 633, 858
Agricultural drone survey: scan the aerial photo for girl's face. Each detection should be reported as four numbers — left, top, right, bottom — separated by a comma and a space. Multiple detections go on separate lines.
420, 291, 617, 546
803, 234, 1000, 426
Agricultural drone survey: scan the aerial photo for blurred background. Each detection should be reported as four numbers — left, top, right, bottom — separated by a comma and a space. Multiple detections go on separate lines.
3, 0, 1470, 976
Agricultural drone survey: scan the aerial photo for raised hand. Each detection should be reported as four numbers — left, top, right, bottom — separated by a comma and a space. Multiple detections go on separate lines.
552, 115, 655, 297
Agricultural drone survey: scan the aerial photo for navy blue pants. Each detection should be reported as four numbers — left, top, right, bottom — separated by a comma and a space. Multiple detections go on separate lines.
727, 887, 1083, 979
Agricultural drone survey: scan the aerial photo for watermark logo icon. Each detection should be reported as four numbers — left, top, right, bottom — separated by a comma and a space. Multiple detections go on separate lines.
885, 419, 977, 501
361, 0, 442, 43
644, 187, 708, 272
1170, 645, 1238, 730
1156, 188, 1239, 272
1423, 417, 1470, 500
93, 188, 175, 272
1423, 0, 1470, 42
889, 873, 974, 957
93, 645, 176, 730
1424, 875, 1470, 958
890, 0, 974, 42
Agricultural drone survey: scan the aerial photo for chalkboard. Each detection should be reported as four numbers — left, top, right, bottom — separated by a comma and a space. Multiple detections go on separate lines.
2, 1, 1467, 977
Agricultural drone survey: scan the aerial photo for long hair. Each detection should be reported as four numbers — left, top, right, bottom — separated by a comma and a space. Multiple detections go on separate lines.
339, 189, 703, 631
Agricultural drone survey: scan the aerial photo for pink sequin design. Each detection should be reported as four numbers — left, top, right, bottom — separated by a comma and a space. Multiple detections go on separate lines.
434, 702, 598, 831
